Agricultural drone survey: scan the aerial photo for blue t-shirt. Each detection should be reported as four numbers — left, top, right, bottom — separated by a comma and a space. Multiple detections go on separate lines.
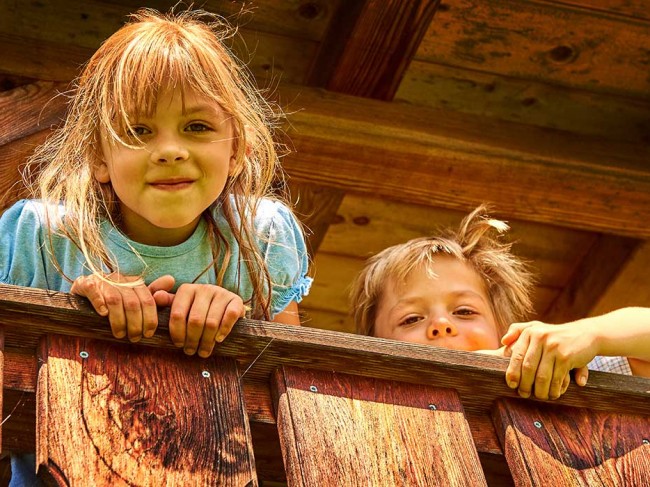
0, 198, 312, 318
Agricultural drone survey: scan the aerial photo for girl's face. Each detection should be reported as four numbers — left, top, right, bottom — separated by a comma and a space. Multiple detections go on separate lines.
95, 87, 236, 246
373, 256, 501, 351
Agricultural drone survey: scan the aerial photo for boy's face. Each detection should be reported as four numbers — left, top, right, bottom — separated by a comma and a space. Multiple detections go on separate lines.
373, 256, 501, 351
95, 86, 235, 246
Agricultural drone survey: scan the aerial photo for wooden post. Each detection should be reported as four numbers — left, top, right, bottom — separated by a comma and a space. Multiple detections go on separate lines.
36, 334, 257, 486
272, 366, 487, 485
492, 398, 650, 486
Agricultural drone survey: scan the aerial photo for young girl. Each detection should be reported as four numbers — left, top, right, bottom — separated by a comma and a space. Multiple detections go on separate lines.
349, 205, 650, 401
0, 8, 312, 359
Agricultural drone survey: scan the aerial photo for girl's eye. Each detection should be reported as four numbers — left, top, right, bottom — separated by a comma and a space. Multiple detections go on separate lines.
186, 122, 211, 132
399, 316, 424, 326
127, 126, 150, 137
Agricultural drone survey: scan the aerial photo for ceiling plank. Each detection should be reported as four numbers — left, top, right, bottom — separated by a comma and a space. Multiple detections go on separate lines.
589, 240, 650, 315
275, 85, 650, 239
541, 235, 641, 323
309, 0, 440, 99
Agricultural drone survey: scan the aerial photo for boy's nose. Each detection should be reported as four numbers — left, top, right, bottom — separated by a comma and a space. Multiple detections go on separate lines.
426, 317, 458, 340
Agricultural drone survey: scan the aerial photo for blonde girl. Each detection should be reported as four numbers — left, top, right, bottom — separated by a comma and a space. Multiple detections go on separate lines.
0, 8, 312, 359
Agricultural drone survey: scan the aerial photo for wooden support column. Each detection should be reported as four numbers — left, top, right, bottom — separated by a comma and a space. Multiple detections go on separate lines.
36, 334, 257, 486
272, 366, 486, 485
492, 398, 650, 486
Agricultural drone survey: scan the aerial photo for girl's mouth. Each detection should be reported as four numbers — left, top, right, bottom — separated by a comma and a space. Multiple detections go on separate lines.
150, 179, 194, 191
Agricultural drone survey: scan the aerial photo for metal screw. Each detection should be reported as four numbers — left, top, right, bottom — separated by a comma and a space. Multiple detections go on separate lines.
534, 421, 543, 429
79, 351, 89, 359
643, 439, 649, 445
202, 370, 211, 378
428, 404, 437, 411
309, 385, 318, 393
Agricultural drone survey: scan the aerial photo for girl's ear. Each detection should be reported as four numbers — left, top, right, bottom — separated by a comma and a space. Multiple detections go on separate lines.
93, 160, 111, 183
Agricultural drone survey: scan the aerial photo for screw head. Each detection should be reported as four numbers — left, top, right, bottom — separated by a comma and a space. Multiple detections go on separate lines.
534, 421, 543, 429
79, 351, 89, 359
643, 439, 649, 445
202, 370, 211, 378
428, 404, 437, 411
309, 385, 318, 393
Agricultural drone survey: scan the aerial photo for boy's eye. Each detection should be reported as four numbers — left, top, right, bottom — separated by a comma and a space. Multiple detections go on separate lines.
186, 122, 211, 132
399, 315, 424, 326
454, 307, 477, 317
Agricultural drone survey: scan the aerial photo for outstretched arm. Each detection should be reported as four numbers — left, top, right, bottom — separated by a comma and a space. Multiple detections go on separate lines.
501, 307, 650, 400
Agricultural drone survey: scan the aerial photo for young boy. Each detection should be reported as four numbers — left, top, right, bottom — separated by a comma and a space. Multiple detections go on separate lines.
349, 206, 650, 401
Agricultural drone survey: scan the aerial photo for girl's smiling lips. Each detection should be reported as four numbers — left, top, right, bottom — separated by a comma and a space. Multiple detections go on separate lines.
149, 178, 195, 190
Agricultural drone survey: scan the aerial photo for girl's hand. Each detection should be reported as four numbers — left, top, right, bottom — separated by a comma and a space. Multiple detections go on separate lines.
71, 273, 175, 342
153, 283, 245, 357
502, 321, 595, 400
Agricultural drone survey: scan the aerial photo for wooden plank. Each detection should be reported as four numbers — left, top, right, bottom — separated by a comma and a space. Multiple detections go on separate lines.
543, 235, 640, 323
272, 366, 486, 485
310, 0, 440, 99
492, 398, 650, 486
36, 334, 256, 485
396, 60, 650, 144
0, 81, 67, 146
287, 181, 345, 258
419, 0, 650, 98
275, 85, 650, 238
590, 240, 650, 315
1, 284, 648, 422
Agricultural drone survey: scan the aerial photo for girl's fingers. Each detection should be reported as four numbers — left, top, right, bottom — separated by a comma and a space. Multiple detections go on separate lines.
516, 337, 543, 399
135, 285, 158, 339
103, 284, 129, 339
168, 286, 195, 348
183, 290, 214, 355
197, 296, 227, 357
505, 332, 531, 390
530, 350, 555, 400
548, 362, 570, 400
215, 296, 245, 344
71, 276, 108, 316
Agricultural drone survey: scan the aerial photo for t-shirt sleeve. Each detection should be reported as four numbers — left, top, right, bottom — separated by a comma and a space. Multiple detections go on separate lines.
0, 199, 49, 287
259, 201, 312, 317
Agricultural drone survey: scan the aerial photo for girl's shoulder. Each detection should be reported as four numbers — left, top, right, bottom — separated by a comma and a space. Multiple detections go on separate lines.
0, 199, 65, 229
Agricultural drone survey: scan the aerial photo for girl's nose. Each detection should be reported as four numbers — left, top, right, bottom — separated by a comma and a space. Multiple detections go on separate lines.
150, 138, 189, 164
426, 317, 458, 340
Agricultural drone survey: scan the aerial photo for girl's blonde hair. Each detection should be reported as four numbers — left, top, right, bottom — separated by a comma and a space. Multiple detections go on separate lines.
350, 205, 534, 337
26, 8, 286, 319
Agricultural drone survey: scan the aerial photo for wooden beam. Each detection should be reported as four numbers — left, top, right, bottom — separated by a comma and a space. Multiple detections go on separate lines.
275, 85, 650, 238
590, 240, 650, 315
1, 284, 648, 420
310, 0, 440, 99
542, 235, 641, 322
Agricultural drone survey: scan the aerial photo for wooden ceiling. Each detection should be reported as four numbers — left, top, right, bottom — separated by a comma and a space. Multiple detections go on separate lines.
1, 0, 649, 334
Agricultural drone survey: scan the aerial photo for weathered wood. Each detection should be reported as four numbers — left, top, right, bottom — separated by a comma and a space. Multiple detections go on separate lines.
492, 398, 650, 486
275, 85, 650, 238
272, 366, 487, 485
37, 334, 257, 485
591, 240, 650, 315
419, 0, 650, 99
286, 181, 345, 258
544, 235, 640, 323
310, 0, 440, 99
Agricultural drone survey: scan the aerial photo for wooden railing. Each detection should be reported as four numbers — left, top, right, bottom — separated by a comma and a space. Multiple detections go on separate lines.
0, 283, 649, 485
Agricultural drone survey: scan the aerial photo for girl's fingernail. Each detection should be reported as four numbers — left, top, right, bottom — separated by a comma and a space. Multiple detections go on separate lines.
99, 306, 108, 315
508, 381, 518, 389
578, 376, 587, 386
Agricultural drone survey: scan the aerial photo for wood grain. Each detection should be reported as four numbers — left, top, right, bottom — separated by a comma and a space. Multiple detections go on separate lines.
273, 366, 486, 486
493, 398, 650, 486
37, 334, 256, 485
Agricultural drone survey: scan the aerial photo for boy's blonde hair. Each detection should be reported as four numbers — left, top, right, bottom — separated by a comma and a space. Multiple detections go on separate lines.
350, 206, 534, 337
26, 8, 286, 319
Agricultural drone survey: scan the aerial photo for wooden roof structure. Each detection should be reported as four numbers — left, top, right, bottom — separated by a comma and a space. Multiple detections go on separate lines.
1, 0, 649, 333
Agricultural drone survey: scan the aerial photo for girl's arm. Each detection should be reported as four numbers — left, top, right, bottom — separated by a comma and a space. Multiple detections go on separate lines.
272, 301, 301, 326
502, 307, 650, 400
